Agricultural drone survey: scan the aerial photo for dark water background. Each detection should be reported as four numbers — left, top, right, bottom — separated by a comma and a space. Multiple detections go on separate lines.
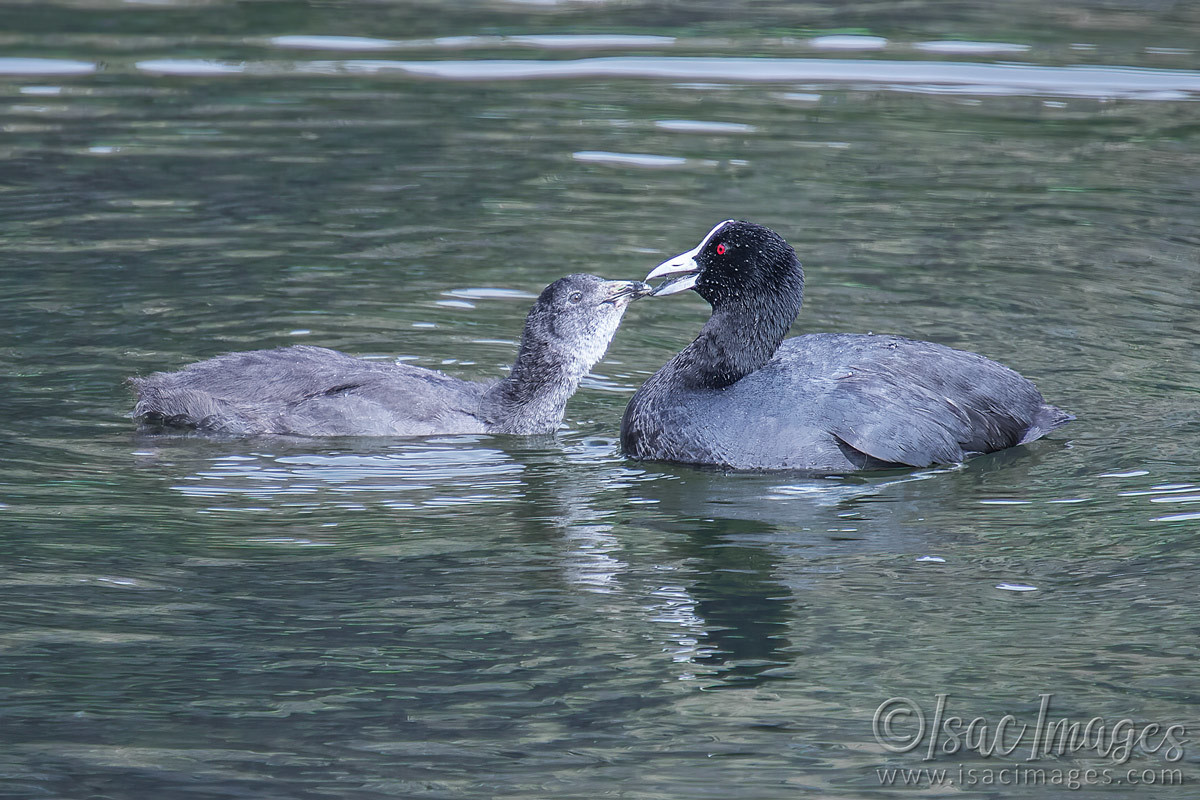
1, 1, 1198, 797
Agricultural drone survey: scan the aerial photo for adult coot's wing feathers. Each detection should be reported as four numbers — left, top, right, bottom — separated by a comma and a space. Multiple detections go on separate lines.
817, 336, 1059, 468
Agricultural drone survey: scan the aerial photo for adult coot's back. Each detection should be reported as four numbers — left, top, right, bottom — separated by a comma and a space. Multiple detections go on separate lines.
621, 220, 1072, 472
132, 274, 648, 437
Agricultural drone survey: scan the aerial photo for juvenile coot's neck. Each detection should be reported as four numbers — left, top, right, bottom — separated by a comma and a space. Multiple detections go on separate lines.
484, 345, 588, 435
673, 270, 803, 389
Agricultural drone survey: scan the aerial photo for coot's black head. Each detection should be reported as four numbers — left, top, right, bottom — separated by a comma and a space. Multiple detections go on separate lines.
644, 220, 803, 309
521, 273, 651, 368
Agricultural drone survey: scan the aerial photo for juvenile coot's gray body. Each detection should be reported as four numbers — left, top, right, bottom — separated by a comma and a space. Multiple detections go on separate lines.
621, 220, 1072, 472
132, 274, 648, 437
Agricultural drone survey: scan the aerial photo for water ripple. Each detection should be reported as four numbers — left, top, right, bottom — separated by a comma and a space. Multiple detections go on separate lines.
914, 40, 1032, 54
268, 33, 676, 52
168, 447, 524, 508
654, 119, 757, 134
136, 59, 246, 75
0, 58, 96, 75
809, 35, 888, 51
572, 150, 690, 168
270, 35, 401, 51
166, 56, 1200, 101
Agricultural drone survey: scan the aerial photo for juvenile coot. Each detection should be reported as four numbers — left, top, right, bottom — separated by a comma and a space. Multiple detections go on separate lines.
132, 273, 649, 437
621, 220, 1073, 472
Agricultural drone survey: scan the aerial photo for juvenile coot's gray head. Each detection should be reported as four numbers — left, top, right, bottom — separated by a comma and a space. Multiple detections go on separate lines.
522, 273, 651, 372
621, 220, 1072, 472
488, 273, 650, 434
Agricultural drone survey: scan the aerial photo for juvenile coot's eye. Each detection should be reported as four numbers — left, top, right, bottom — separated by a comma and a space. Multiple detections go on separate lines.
716, 243, 727, 255
568, 291, 584, 304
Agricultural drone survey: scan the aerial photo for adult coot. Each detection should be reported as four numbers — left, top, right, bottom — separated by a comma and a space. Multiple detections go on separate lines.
132, 273, 649, 437
621, 220, 1073, 472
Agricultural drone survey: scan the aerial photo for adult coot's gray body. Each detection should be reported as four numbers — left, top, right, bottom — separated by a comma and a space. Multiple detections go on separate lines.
621, 221, 1073, 472
133, 274, 648, 437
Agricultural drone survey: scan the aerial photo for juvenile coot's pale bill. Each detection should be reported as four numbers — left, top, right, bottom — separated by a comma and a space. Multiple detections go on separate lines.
621, 220, 1073, 472
133, 274, 649, 437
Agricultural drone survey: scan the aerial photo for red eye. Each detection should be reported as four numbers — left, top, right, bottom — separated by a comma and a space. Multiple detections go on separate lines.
716, 243, 726, 255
